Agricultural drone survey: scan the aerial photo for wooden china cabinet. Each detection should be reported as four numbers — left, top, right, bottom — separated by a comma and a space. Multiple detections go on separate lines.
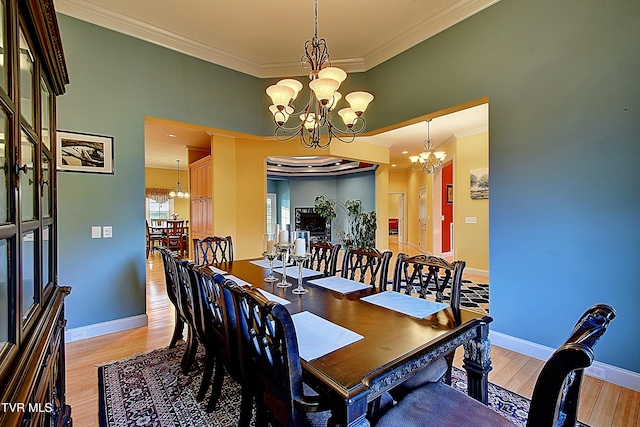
0, 0, 70, 426
189, 155, 212, 240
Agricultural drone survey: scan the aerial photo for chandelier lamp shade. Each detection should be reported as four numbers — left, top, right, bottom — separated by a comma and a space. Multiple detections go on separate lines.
169, 159, 189, 198
266, 0, 374, 149
409, 120, 447, 174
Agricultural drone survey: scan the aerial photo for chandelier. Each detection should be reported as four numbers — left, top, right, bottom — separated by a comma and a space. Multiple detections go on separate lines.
409, 120, 447, 174
169, 160, 189, 198
266, 0, 374, 149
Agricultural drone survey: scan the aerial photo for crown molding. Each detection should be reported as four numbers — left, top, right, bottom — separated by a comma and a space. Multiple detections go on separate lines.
55, 0, 499, 79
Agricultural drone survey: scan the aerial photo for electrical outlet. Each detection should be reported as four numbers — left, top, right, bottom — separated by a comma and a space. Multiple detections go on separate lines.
585, 366, 605, 380
69, 330, 86, 342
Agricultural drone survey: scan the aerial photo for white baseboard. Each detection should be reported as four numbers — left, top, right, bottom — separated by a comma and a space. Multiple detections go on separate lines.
490, 331, 640, 392
65, 314, 148, 342
464, 267, 489, 278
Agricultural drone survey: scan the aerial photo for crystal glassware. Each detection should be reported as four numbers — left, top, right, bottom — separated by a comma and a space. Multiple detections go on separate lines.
262, 251, 279, 282
276, 243, 292, 288
290, 253, 310, 294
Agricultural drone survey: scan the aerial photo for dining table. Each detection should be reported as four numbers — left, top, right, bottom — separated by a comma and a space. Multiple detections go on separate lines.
209, 258, 493, 427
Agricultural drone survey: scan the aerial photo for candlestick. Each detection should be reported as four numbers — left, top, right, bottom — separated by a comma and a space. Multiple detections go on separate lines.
276, 243, 292, 288
290, 253, 311, 294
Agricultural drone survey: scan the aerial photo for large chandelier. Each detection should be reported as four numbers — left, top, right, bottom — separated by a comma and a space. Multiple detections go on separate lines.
266, 0, 374, 149
169, 160, 189, 198
409, 120, 447, 174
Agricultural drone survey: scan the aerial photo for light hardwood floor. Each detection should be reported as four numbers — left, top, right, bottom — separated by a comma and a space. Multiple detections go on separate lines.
65, 241, 639, 426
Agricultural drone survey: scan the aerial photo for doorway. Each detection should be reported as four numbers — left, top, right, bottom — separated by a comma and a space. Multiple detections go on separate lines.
388, 192, 405, 244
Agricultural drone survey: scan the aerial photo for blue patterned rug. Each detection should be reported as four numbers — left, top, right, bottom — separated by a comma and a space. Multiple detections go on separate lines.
98, 345, 587, 426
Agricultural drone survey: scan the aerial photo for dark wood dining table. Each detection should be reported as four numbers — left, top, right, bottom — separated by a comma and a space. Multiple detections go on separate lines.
211, 258, 493, 427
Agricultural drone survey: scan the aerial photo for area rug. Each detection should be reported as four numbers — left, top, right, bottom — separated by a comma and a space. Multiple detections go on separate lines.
391, 277, 490, 315
98, 345, 586, 427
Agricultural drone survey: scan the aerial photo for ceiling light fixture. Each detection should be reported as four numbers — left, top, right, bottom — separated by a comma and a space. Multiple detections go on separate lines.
266, 0, 373, 149
409, 120, 446, 174
169, 159, 189, 198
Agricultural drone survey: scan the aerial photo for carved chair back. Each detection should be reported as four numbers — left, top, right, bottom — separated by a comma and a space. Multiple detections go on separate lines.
164, 220, 188, 256
526, 304, 616, 426
229, 285, 327, 426
193, 235, 234, 265
305, 240, 340, 276
341, 247, 393, 290
392, 253, 465, 325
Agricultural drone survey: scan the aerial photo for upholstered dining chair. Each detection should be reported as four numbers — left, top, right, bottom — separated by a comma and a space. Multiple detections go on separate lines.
387, 253, 466, 398
341, 246, 393, 291
193, 235, 234, 265
376, 304, 616, 427
228, 284, 333, 427
305, 240, 340, 276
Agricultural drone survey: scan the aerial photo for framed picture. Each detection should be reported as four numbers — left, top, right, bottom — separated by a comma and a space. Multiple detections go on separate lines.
57, 130, 114, 174
446, 184, 453, 204
470, 167, 489, 199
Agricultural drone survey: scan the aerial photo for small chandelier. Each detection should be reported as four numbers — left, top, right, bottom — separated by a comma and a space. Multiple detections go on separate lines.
409, 120, 447, 174
169, 160, 189, 198
266, 0, 374, 149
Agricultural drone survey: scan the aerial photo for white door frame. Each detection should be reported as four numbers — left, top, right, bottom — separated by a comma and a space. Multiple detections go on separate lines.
389, 192, 406, 244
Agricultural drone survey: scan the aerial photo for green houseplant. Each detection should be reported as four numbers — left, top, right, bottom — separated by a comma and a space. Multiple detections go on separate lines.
314, 194, 377, 248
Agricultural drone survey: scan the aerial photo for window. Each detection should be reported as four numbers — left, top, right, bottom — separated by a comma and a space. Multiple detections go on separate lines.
266, 193, 276, 235
146, 197, 172, 221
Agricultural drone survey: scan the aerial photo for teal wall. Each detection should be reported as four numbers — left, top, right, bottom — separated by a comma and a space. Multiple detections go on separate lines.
365, 0, 639, 372
56, 15, 263, 328
55, 0, 640, 373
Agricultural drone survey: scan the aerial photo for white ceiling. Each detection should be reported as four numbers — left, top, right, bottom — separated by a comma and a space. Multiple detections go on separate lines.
55, 0, 493, 169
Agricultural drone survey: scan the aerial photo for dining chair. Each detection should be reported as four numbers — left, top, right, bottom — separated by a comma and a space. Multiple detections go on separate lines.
187, 266, 254, 424
228, 284, 332, 427
387, 253, 466, 398
145, 220, 164, 258
341, 246, 393, 291
305, 240, 340, 276
164, 219, 189, 257
158, 247, 187, 349
193, 235, 234, 265
169, 250, 200, 373
375, 304, 617, 427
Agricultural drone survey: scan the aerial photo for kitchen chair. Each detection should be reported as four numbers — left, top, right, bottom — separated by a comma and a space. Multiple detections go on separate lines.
228, 285, 332, 427
158, 248, 199, 373
164, 219, 189, 257
305, 240, 340, 276
145, 220, 164, 258
375, 304, 617, 427
193, 235, 234, 265
341, 246, 393, 291
388, 253, 466, 398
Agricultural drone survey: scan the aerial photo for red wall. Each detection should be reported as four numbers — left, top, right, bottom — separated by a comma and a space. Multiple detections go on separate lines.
441, 162, 453, 252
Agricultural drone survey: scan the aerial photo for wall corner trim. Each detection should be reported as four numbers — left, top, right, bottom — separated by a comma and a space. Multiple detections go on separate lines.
490, 331, 640, 392
65, 314, 148, 342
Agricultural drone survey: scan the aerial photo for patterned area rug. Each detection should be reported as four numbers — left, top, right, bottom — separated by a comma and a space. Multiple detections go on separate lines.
98, 345, 587, 427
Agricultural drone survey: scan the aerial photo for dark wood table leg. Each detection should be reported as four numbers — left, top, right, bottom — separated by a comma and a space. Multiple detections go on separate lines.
462, 320, 492, 404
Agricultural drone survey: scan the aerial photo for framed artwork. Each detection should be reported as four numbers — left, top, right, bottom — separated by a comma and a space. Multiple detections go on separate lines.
470, 167, 489, 199
57, 130, 114, 174
446, 184, 453, 204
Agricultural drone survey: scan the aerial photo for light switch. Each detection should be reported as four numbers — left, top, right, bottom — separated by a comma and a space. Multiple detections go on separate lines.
465, 217, 477, 224
103, 226, 113, 238
91, 226, 102, 238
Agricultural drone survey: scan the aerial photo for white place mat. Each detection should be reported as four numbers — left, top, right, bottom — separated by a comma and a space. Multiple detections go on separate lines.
207, 266, 227, 275
250, 259, 292, 269
285, 267, 323, 279
224, 274, 252, 287
308, 276, 372, 294
361, 291, 448, 319
291, 311, 363, 361
256, 289, 291, 306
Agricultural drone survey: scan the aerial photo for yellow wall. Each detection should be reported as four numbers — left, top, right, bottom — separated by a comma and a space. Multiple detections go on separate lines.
144, 167, 191, 221
453, 132, 489, 271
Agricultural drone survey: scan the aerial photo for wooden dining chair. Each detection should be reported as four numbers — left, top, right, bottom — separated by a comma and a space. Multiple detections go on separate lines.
341, 246, 393, 291
187, 265, 254, 424
305, 240, 340, 276
192, 235, 234, 265
228, 285, 332, 427
375, 304, 617, 427
387, 253, 466, 399
163, 219, 188, 257
145, 220, 164, 258
158, 246, 186, 348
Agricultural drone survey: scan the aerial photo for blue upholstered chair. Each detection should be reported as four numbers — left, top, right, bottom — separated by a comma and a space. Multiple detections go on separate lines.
193, 235, 234, 265
375, 304, 616, 427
